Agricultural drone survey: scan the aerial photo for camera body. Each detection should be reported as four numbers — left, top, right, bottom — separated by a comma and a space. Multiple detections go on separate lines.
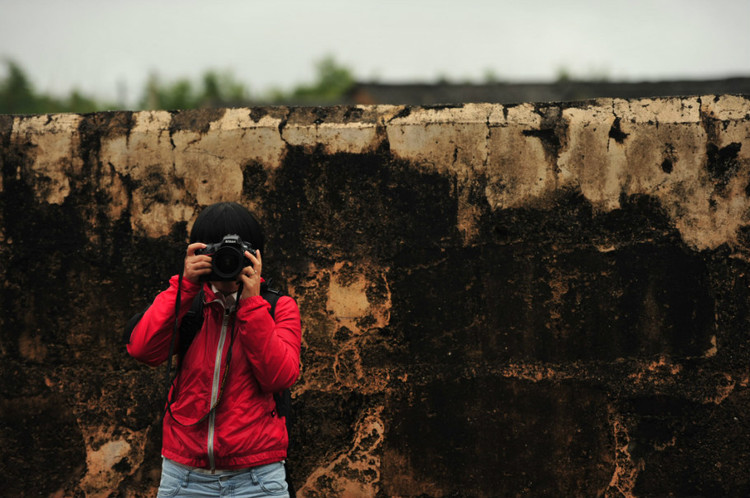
195, 234, 256, 281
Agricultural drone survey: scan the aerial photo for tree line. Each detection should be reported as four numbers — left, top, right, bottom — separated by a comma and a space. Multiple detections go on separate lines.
0, 56, 355, 115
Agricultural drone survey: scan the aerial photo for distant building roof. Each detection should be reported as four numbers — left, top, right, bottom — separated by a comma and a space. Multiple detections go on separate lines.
345, 77, 750, 106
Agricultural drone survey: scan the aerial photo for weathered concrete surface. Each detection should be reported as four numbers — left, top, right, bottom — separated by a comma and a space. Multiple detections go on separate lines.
1, 96, 750, 497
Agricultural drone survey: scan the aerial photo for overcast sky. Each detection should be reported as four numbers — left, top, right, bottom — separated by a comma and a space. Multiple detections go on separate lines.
1, 0, 749, 106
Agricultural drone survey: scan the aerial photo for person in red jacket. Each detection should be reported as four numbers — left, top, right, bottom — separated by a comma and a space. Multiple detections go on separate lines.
127, 202, 301, 497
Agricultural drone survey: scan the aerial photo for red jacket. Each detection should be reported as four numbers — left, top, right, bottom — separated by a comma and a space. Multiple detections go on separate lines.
127, 275, 301, 470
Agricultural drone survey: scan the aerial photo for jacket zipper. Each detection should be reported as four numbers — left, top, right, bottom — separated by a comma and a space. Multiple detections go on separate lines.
207, 308, 230, 472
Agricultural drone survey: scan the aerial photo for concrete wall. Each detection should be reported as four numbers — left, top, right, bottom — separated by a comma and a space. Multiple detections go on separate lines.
1, 96, 750, 497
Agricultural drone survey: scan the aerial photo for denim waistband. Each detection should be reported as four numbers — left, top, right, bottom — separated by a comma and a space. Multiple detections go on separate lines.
164, 457, 252, 476
163, 457, 284, 477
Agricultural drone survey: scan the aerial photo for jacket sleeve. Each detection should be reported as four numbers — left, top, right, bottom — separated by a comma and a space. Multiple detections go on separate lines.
235, 294, 302, 393
126, 275, 202, 367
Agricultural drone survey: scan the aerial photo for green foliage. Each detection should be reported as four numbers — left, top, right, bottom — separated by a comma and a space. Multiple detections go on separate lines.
65, 89, 101, 114
1, 59, 48, 114
137, 69, 250, 110
555, 66, 572, 83
482, 68, 501, 84
135, 55, 354, 108
0, 59, 115, 114
0, 55, 356, 114
282, 55, 355, 104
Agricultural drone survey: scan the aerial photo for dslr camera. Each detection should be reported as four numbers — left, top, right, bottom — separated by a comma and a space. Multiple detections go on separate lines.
195, 234, 256, 281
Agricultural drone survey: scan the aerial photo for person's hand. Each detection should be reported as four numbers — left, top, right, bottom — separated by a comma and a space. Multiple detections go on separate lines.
239, 250, 262, 300
184, 242, 211, 284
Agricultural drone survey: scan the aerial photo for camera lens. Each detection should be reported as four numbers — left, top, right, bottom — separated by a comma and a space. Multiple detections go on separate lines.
213, 246, 243, 280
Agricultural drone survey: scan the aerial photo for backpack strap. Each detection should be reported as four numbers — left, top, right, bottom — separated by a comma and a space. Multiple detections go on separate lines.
123, 307, 148, 346
177, 289, 205, 363
260, 282, 282, 318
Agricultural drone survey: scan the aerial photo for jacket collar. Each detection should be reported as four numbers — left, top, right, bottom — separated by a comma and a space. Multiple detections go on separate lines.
201, 278, 266, 310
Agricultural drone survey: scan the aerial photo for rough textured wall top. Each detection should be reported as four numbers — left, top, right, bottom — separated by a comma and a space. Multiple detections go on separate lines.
1, 96, 750, 497
9, 98, 749, 248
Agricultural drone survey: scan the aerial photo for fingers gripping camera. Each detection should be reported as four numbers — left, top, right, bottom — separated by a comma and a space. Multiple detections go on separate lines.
195, 234, 257, 281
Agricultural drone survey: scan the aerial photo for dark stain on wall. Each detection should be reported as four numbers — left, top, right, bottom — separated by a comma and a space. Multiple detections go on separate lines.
169, 107, 226, 133
609, 116, 630, 144
383, 376, 613, 497
266, 143, 457, 268
707, 142, 742, 193
627, 391, 750, 496
0, 391, 86, 496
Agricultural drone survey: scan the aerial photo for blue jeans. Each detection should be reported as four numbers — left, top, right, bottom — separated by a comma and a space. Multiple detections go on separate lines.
157, 458, 289, 497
